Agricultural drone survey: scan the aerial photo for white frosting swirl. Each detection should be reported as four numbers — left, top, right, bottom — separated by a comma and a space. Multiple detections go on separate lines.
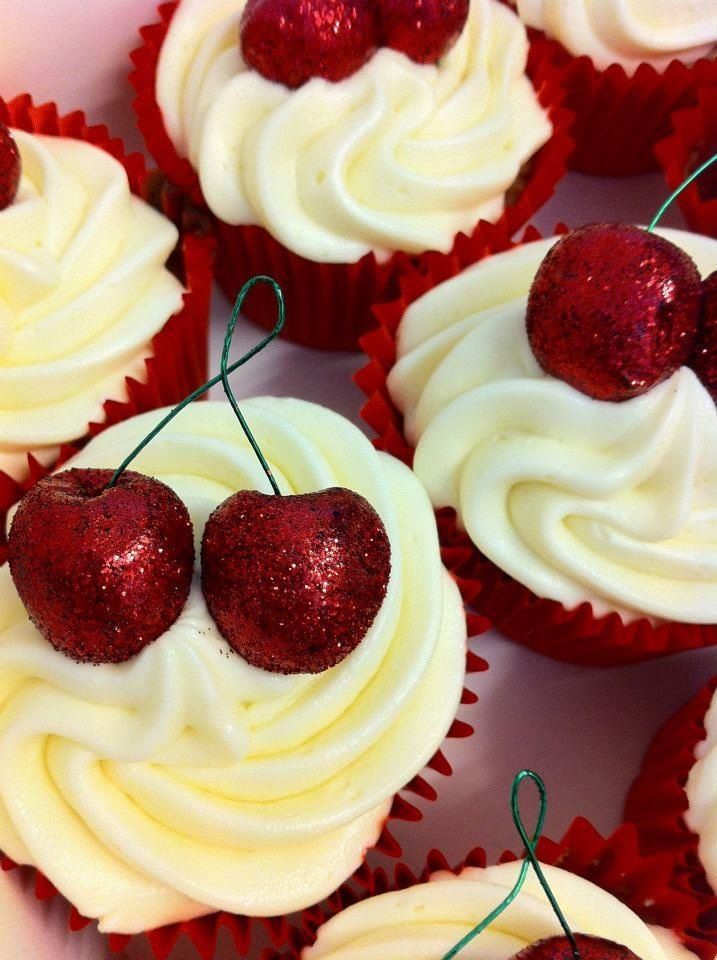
0, 399, 467, 933
515, 0, 717, 74
388, 228, 717, 624
156, 0, 552, 263
302, 862, 693, 960
0, 130, 184, 481
685, 688, 717, 894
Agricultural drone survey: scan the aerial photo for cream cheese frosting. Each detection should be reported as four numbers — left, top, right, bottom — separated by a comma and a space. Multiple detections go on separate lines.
156, 0, 552, 263
302, 862, 692, 960
514, 0, 717, 74
0, 130, 184, 480
388, 227, 717, 624
685, 687, 717, 894
0, 399, 467, 933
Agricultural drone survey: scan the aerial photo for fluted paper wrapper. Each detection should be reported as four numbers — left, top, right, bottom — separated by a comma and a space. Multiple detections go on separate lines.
626, 678, 717, 955
656, 87, 717, 238
529, 33, 717, 177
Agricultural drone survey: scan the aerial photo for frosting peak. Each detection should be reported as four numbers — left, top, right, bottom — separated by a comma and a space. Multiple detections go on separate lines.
0, 131, 184, 479
389, 228, 717, 624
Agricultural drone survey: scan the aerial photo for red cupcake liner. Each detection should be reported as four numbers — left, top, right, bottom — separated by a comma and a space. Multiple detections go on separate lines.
130, 2, 573, 351
529, 33, 717, 177
656, 86, 717, 238
0, 94, 215, 561
260, 817, 714, 960
1, 431, 488, 960
355, 223, 717, 666
625, 678, 717, 952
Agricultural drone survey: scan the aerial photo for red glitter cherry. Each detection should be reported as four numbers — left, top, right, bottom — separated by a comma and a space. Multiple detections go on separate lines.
527, 224, 702, 402
513, 936, 642, 960
0, 122, 21, 211
378, 0, 470, 65
240, 0, 380, 89
691, 271, 717, 404
8, 469, 195, 664
201, 487, 391, 674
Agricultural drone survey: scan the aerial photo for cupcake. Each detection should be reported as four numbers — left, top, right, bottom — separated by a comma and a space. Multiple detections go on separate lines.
656, 87, 717, 239
0, 94, 214, 556
509, 0, 717, 176
0, 398, 475, 958
358, 224, 717, 665
268, 819, 711, 960
626, 679, 717, 955
130, 0, 572, 351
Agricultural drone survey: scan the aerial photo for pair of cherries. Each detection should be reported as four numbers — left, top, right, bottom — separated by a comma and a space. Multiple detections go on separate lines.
240, 0, 470, 89
526, 223, 717, 405
8, 471, 391, 672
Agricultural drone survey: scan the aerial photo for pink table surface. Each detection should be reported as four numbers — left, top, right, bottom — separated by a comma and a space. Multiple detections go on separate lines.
0, 6, 715, 955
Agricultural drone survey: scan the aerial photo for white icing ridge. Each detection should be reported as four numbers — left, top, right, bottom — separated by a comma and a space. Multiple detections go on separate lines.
302, 862, 694, 960
515, 0, 717, 74
389, 227, 717, 624
0, 131, 185, 479
156, 0, 552, 263
685, 687, 717, 895
0, 399, 467, 932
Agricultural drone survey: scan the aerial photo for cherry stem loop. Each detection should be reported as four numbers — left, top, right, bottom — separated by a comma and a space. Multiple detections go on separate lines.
107, 276, 285, 490
441, 771, 579, 960
220, 276, 283, 496
648, 151, 717, 233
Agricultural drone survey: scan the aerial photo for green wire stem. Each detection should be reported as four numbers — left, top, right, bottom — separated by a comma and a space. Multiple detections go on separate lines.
220, 276, 282, 495
441, 771, 580, 960
648, 152, 717, 232
108, 275, 285, 490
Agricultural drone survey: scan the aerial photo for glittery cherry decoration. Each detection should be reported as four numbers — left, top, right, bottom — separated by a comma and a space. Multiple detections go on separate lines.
240, 0, 380, 89
7, 277, 393, 672
378, 0, 470, 64
512, 936, 641, 960
690, 271, 717, 404
527, 224, 702, 402
201, 487, 391, 674
199, 276, 391, 675
0, 122, 21, 211
6, 278, 391, 670
8, 469, 194, 664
